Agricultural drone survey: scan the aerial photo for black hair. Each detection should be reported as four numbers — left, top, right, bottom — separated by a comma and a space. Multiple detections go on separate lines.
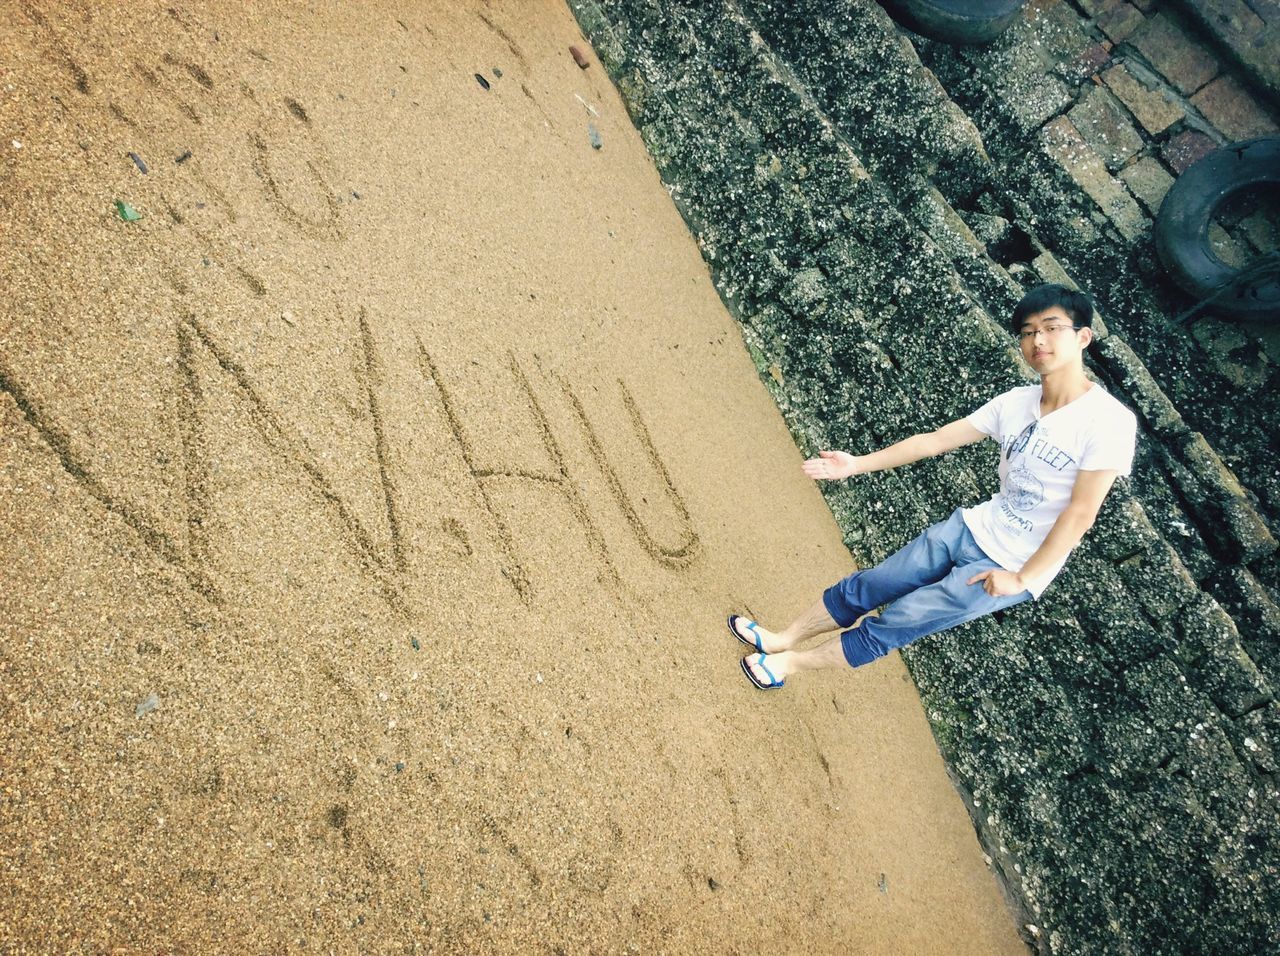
1010, 284, 1094, 333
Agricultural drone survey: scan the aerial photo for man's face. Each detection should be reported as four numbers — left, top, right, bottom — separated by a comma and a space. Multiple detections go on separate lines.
1018, 305, 1091, 375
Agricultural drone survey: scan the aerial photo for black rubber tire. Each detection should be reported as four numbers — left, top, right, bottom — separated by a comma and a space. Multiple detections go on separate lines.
1154, 137, 1280, 322
880, 0, 1026, 45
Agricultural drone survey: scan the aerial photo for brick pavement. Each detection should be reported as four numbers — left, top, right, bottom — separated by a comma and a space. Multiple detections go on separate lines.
986, 0, 1279, 348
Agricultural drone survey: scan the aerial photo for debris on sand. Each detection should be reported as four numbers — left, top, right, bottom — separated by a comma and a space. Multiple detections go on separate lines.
574, 92, 599, 116
175, 149, 193, 164
128, 151, 149, 174
588, 122, 602, 150
475, 73, 491, 91
135, 693, 159, 717
114, 200, 143, 222
570, 45, 590, 69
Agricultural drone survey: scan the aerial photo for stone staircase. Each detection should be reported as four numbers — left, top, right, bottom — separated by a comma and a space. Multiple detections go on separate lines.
569, 0, 1279, 951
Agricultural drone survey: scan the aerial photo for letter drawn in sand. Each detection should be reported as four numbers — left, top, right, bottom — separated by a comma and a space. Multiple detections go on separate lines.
0, 352, 217, 602
249, 99, 344, 239
18, 2, 92, 95
549, 369, 700, 568
0, 307, 412, 611
176, 312, 408, 609
414, 346, 530, 601
415, 346, 626, 605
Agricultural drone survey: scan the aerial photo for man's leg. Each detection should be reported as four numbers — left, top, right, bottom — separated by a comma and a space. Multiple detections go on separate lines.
822, 509, 972, 629
751, 557, 1030, 683
744, 520, 1032, 684
735, 509, 968, 655
731, 597, 839, 653
837, 556, 1030, 667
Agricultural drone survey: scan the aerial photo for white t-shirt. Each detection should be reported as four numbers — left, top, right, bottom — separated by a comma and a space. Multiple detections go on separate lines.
961, 383, 1137, 597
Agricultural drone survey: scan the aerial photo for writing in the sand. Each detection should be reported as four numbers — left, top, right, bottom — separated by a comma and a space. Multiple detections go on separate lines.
4, 6, 701, 612
0, 308, 701, 613
18, 1, 343, 303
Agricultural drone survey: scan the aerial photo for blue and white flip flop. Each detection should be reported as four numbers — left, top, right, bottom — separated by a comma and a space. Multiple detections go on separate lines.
741, 652, 785, 690
727, 614, 766, 652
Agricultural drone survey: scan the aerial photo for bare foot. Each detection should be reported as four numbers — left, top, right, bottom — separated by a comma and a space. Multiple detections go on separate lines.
742, 651, 794, 689
728, 615, 791, 654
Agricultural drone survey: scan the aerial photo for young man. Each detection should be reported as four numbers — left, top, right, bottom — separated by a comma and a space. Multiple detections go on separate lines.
732, 284, 1137, 690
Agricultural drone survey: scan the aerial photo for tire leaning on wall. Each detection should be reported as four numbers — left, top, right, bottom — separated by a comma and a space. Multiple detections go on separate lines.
1154, 137, 1280, 322
879, 0, 1028, 45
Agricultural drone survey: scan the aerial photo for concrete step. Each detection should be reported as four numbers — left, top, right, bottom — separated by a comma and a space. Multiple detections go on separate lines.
575, 0, 1275, 581
568, 3, 1279, 951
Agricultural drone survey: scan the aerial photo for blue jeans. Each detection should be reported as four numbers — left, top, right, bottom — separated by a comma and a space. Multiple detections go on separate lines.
823, 508, 1032, 668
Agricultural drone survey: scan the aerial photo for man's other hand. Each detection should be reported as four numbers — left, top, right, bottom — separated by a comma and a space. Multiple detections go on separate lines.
802, 450, 860, 481
966, 568, 1025, 597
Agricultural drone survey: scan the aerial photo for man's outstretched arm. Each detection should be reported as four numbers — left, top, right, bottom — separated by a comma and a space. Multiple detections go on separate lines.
802, 417, 986, 481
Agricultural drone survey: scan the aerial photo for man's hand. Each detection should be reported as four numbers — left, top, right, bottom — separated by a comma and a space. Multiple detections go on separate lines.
802, 450, 860, 481
967, 568, 1026, 597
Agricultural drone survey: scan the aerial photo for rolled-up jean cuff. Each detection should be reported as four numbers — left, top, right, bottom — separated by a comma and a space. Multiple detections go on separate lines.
823, 577, 865, 629
840, 623, 886, 668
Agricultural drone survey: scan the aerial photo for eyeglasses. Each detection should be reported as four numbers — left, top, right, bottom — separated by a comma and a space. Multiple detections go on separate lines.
1017, 324, 1080, 342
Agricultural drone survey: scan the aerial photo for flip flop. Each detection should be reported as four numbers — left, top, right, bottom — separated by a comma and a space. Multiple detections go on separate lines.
741, 653, 785, 690
727, 614, 766, 652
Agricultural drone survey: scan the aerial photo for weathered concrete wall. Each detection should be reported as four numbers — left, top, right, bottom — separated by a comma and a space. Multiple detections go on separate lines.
567, 1, 1279, 952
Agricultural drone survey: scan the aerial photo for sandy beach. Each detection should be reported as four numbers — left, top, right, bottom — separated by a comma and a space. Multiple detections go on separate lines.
1, 2, 1024, 951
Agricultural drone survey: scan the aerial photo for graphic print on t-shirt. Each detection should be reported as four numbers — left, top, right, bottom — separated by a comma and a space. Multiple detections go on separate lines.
1006, 461, 1045, 512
